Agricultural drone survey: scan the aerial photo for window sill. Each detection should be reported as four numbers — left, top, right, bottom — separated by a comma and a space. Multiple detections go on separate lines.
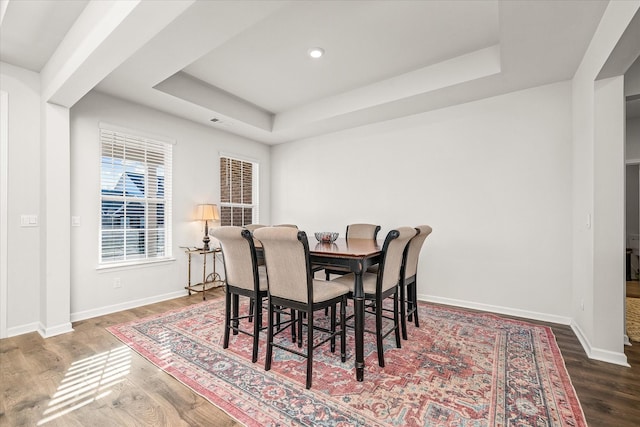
96, 257, 176, 272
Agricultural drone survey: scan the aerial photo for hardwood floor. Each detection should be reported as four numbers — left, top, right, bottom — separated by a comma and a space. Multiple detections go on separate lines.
627, 281, 640, 298
1, 288, 639, 426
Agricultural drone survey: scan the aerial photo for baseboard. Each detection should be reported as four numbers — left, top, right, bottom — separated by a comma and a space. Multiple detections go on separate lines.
570, 320, 630, 367
37, 322, 74, 338
419, 294, 573, 325
418, 294, 630, 367
70, 290, 188, 323
7, 322, 40, 338
624, 334, 632, 346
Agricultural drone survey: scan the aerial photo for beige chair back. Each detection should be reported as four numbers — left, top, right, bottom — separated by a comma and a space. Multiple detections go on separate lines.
346, 223, 381, 240
274, 224, 299, 229
379, 227, 417, 292
244, 224, 267, 232
404, 225, 432, 279
253, 227, 310, 303
212, 226, 258, 292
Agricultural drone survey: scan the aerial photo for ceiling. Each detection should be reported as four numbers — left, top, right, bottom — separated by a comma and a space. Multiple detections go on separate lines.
0, 0, 629, 144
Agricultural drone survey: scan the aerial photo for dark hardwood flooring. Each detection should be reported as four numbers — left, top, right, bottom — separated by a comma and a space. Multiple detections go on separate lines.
1, 288, 639, 426
627, 281, 640, 298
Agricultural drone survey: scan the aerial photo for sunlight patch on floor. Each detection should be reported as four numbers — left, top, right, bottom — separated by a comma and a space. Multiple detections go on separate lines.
37, 345, 131, 425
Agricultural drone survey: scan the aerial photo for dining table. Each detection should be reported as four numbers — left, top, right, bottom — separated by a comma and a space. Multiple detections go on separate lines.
309, 237, 382, 382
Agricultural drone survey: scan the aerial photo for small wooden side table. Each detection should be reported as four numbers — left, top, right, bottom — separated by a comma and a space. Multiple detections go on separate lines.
183, 247, 223, 300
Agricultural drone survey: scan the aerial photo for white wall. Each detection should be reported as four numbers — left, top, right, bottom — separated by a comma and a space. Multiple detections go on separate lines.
571, 1, 639, 366
0, 62, 42, 334
69, 91, 270, 321
271, 81, 573, 322
627, 117, 640, 160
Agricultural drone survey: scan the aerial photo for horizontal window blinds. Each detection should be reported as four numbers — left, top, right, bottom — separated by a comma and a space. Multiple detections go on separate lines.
100, 127, 173, 264
220, 156, 258, 226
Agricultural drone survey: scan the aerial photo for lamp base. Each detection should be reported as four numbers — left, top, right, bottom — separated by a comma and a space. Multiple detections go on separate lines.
202, 220, 210, 251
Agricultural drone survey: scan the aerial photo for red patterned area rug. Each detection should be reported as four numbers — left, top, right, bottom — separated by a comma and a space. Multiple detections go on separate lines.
107, 298, 586, 427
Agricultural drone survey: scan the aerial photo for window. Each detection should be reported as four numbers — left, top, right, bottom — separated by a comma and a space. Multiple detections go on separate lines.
220, 155, 258, 226
100, 126, 172, 264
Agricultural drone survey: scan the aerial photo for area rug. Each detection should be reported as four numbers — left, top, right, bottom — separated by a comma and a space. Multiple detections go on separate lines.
627, 297, 640, 342
107, 298, 586, 427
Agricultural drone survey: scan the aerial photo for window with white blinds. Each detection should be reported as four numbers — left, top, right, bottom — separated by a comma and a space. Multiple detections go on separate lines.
100, 126, 172, 264
220, 155, 258, 226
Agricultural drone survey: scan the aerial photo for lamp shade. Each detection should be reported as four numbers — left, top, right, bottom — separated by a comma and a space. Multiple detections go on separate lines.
196, 204, 219, 221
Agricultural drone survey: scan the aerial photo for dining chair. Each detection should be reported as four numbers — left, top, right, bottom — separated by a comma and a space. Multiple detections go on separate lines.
332, 226, 417, 367
212, 226, 268, 363
274, 223, 298, 228
253, 226, 350, 389
324, 223, 381, 280
399, 225, 433, 340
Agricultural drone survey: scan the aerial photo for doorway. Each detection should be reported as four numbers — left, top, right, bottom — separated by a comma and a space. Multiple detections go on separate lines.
1, 90, 8, 339
626, 162, 639, 283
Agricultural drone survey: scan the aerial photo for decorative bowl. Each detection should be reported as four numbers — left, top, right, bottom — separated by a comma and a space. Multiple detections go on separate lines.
315, 232, 339, 243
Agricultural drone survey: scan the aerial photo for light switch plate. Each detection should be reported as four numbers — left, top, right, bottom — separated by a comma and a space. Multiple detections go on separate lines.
20, 215, 38, 227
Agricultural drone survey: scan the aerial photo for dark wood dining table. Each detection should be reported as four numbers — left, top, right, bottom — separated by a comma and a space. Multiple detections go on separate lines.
309, 237, 382, 381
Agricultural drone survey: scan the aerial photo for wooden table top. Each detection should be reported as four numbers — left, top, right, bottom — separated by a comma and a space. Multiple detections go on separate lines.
310, 238, 381, 258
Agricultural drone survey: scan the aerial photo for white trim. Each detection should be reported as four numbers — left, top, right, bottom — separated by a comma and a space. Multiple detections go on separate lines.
70, 289, 187, 322
96, 257, 175, 272
99, 122, 176, 145
219, 151, 260, 164
5, 290, 189, 338
7, 322, 40, 338
624, 334, 632, 346
571, 320, 630, 367
0, 91, 8, 339
420, 293, 631, 366
419, 293, 572, 325
37, 322, 74, 338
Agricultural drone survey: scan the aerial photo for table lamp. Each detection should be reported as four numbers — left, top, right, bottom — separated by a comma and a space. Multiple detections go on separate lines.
196, 203, 219, 250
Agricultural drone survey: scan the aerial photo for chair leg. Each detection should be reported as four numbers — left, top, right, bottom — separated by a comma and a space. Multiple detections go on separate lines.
297, 309, 303, 348
393, 292, 401, 349
407, 282, 414, 322
265, 302, 274, 372
223, 290, 231, 349
411, 282, 419, 328
330, 304, 336, 353
232, 294, 239, 335
400, 283, 408, 341
248, 298, 254, 323
376, 297, 385, 368
340, 297, 346, 363
306, 309, 313, 389
291, 309, 297, 343
251, 296, 261, 363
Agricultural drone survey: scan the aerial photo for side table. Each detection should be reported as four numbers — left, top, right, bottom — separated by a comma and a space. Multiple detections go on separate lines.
183, 247, 223, 300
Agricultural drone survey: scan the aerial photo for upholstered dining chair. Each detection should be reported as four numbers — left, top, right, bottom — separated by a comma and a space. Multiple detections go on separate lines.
253, 227, 350, 389
332, 226, 417, 367
212, 226, 268, 363
243, 224, 267, 264
399, 225, 433, 340
324, 223, 381, 280
244, 223, 267, 232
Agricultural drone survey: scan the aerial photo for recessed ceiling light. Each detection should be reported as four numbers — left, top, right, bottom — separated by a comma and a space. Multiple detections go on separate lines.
308, 47, 324, 59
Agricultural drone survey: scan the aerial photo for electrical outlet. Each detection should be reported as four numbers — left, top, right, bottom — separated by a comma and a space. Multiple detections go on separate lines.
113, 278, 122, 289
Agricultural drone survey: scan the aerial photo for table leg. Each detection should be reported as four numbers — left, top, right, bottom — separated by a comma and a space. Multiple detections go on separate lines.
352, 261, 365, 382
202, 251, 207, 300
187, 252, 193, 295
